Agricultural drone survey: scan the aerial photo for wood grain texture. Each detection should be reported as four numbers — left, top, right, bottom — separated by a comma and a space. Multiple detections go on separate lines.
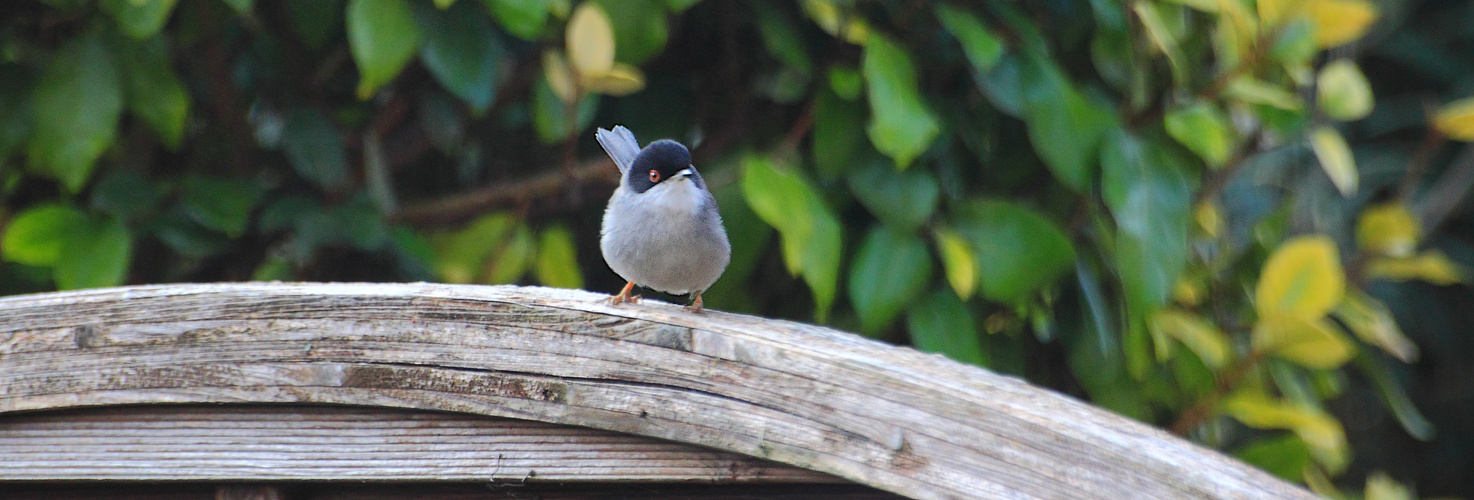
0, 405, 839, 482
0, 283, 1314, 500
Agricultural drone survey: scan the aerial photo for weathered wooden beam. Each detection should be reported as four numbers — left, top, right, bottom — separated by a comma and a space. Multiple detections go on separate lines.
0, 404, 840, 483
0, 283, 1313, 500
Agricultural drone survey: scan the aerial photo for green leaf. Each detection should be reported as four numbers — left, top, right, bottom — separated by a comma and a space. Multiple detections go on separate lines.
1354, 353, 1435, 441
2, 203, 89, 266
1164, 101, 1234, 168
328, 195, 390, 250
1233, 434, 1312, 483
1019, 53, 1115, 191
1310, 126, 1359, 196
1269, 18, 1317, 67
413, 1, 505, 114
222, 0, 255, 15
742, 155, 841, 320
100, 0, 179, 39
116, 36, 190, 149
664, 0, 700, 12
593, 0, 667, 65
534, 224, 584, 289
480, 0, 548, 40
91, 171, 165, 222
812, 88, 866, 178
531, 76, 597, 144
1101, 131, 1193, 316
935, 4, 1003, 73
907, 289, 987, 366
1317, 59, 1374, 121
281, 109, 349, 191
862, 34, 940, 169
55, 216, 132, 290
0, 66, 35, 162
433, 213, 516, 284
28, 30, 123, 192
753, 2, 811, 74
828, 65, 862, 101
1252, 314, 1355, 369
846, 156, 938, 232
848, 226, 933, 335
180, 176, 265, 237
287, 0, 345, 50
953, 200, 1076, 305
347, 0, 423, 99
149, 210, 231, 257
488, 223, 536, 284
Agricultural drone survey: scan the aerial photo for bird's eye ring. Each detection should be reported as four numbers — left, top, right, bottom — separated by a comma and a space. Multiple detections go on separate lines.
648, 169, 661, 182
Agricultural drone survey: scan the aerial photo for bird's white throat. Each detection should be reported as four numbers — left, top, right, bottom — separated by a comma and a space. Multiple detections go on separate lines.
642, 177, 706, 214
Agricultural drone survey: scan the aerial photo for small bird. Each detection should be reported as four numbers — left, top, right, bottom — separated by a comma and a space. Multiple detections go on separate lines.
595, 126, 730, 313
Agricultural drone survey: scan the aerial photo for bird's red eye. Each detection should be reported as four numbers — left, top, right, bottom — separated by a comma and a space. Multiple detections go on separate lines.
648, 169, 661, 182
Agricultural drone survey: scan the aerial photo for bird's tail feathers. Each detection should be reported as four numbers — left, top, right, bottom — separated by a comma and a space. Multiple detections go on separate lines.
595, 125, 640, 174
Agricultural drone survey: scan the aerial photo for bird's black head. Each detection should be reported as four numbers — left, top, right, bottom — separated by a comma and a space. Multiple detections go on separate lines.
627, 139, 698, 193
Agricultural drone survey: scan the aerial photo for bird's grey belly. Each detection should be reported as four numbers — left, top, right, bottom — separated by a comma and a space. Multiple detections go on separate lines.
601, 197, 730, 295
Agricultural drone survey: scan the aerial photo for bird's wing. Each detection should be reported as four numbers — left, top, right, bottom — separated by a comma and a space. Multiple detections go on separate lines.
595, 126, 640, 174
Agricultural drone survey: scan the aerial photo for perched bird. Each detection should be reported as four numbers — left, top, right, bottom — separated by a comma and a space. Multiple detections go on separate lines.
595, 126, 730, 313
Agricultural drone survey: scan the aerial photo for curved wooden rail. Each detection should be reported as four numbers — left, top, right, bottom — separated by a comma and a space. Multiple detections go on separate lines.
0, 283, 1311, 500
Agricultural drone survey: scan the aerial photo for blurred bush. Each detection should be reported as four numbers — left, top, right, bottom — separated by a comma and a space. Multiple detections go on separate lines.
1, 0, 1472, 496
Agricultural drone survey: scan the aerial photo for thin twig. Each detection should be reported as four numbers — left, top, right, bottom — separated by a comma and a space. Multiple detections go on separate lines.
392, 159, 620, 226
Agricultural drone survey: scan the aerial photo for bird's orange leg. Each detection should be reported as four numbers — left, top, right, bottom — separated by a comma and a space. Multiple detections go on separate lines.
683, 293, 705, 313
608, 282, 641, 305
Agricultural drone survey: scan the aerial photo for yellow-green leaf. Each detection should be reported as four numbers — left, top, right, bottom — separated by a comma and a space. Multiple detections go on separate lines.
934, 226, 978, 300
566, 2, 615, 76
542, 50, 578, 102
1367, 250, 1466, 285
1223, 391, 1349, 471
1196, 201, 1224, 238
1433, 96, 1474, 141
1365, 471, 1413, 500
1310, 127, 1358, 196
1317, 59, 1374, 121
1134, 1, 1188, 84
1356, 202, 1420, 257
800, 0, 869, 45
1150, 309, 1231, 368
1257, 0, 1308, 25
1256, 235, 1345, 319
1334, 290, 1418, 362
1165, 101, 1235, 168
1308, 0, 1377, 47
581, 62, 645, 96
1225, 76, 1303, 110
1252, 313, 1355, 369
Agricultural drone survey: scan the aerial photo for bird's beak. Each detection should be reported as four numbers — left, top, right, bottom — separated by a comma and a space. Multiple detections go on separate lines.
675, 167, 695, 179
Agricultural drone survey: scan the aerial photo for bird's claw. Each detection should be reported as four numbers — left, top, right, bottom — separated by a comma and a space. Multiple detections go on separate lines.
608, 282, 641, 306
683, 294, 705, 313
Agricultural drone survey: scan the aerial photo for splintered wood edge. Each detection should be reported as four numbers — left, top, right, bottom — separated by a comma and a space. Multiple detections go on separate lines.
0, 283, 1313, 500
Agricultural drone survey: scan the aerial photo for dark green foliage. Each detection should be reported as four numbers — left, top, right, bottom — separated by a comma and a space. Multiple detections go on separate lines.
0, 0, 1471, 496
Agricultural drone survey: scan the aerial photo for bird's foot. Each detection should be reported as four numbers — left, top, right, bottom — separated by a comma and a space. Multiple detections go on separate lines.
607, 282, 641, 306
682, 294, 705, 313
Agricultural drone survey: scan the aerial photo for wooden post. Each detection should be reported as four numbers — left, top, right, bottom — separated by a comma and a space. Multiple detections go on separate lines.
0, 283, 1313, 500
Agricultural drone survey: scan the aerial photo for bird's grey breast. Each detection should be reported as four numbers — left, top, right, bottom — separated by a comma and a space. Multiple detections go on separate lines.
600, 184, 731, 295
